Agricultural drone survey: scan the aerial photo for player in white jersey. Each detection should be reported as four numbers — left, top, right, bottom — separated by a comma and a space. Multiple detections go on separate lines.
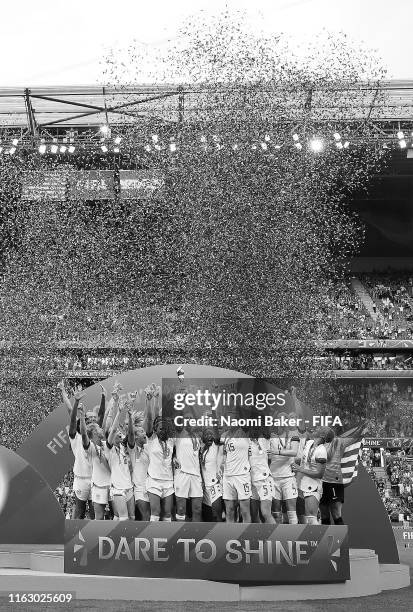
142, 384, 175, 522
174, 425, 203, 522
129, 425, 150, 521
105, 399, 135, 520
249, 431, 275, 523
200, 428, 224, 521
292, 427, 328, 524
146, 416, 176, 521
68, 390, 93, 519
221, 428, 251, 523
79, 411, 111, 520
62, 380, 108, 520
269, 414, 300, 524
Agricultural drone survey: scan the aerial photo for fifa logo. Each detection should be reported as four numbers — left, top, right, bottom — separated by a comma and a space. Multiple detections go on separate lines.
73, 530, 87, 567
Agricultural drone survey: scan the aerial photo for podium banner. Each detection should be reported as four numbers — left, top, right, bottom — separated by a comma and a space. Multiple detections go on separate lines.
363, 437, 413, 448
119, 170, 165, 199
65, 520, 350, 583
68, 171, 115, 200
21, 170, 69, 201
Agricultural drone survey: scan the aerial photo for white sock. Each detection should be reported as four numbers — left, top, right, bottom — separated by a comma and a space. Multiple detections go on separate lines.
305, 515, 318, 525
162, 516, 172, 522
287, 510, 298, 524
176, 514, 186, 521
113, 515, 119, 521
118, 516, 128, 521
273, 512, 283, 524
150, 515, 160, 522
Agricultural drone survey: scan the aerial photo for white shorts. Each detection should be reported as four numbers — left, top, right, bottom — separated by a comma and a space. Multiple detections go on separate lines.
273, 476, 298, 501
91, 483, 110, 505
73, 476, 92, 502
174, 470, 203, 498
203, 482, 223, 506
223, 473, 251, 501
251, 478, 274, 501
110, 486, 134, 503
299, 484, 323, 502
134, 484, 149, 503
146, 476, 174, 499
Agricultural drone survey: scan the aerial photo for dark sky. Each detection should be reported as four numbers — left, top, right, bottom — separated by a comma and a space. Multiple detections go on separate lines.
350, 151, 413, 257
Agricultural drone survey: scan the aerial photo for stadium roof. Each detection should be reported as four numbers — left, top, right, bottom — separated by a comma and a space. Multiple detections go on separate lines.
0, 81, 412, 135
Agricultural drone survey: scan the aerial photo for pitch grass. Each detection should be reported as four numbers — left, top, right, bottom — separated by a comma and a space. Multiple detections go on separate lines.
1, 548, 412, 612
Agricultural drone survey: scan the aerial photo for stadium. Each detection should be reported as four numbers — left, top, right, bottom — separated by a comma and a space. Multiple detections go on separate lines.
1, 82, 413, 524
1, 5, 413, 609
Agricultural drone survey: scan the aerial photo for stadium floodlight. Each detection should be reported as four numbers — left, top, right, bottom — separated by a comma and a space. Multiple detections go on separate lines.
38, 144, 46, 154
114, 136, 121, 145
309, 138, 324, 152
343, 141, 350, 149
397, 130, 404, 140
50, 144, 58, 153
151, 134, 159, 143
232, 144, 239, 150
101, 145, 108, 153
12, 138, 19, 146
9, 147, 16, 155
292, 133, 299, 142
264, 134, 271, 142
59, 145, 67, 153
261, 142, 268, 150
295, 142, 302, 150
333, 132, 341, 141
399, 139, 407, 149
274, 144, 282, 149
200, 135, 207, 143
113, 147, 120, 153
336, 142, 343, 149
100, 124, 110, 136
170, 142, 177, 152
68, 145, 75, 153
145, 144, 151, 152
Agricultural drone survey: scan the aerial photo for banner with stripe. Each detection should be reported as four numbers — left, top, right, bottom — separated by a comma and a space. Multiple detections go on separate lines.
65, 520, 350, 583
339, 423, 367, 486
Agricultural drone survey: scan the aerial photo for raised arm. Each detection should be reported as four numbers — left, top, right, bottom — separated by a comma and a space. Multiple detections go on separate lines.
98, 384, 106, 427
69, 390, 84, 438
104, 389, 120, 435
145, 384, 161, 437
58, 379, 74, 416
107, 396, 127, 447
79, 405, 90, 450
127, 403, 135, 449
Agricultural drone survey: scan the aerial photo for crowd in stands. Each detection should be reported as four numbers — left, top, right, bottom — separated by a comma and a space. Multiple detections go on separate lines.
305, 380, 413, 438
323, 281, 374, 340
325, 273, 413, 340
362, 448, 413, 522
55, 473, 75, 519
332, 353, 413, 370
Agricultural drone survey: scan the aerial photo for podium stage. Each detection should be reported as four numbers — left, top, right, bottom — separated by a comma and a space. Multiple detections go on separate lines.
0, 545, 409, 601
